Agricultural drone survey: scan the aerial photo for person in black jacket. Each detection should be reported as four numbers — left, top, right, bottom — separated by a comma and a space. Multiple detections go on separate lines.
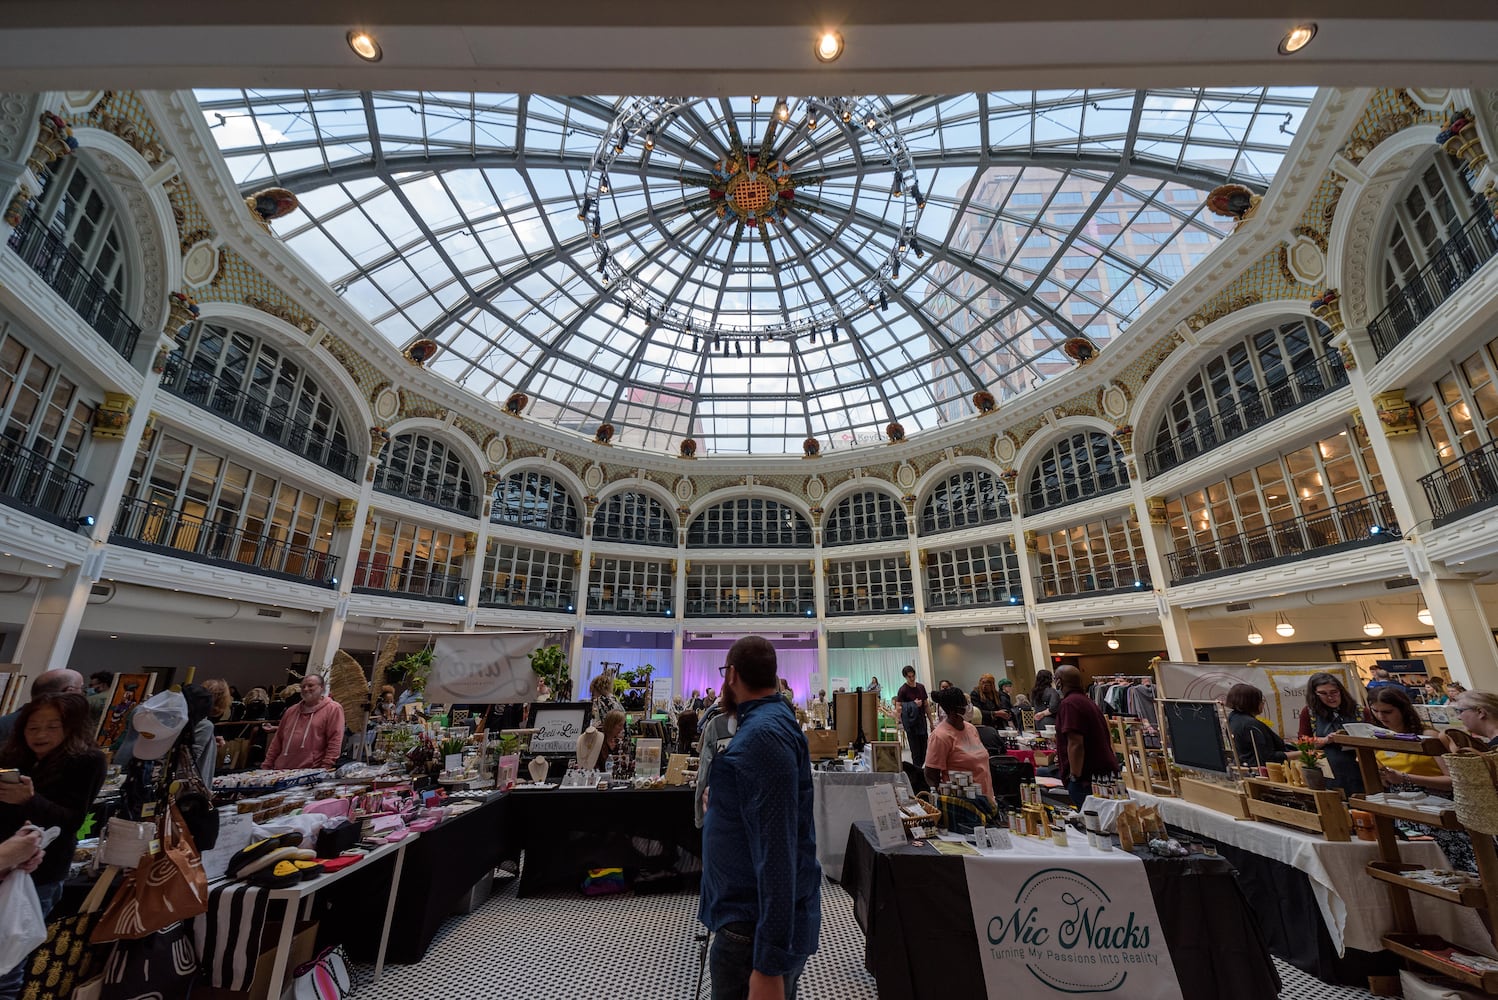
970, 673, 1012, 729
1224, 683, 1291, 767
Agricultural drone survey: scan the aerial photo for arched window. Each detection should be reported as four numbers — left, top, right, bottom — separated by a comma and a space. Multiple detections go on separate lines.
1381, 156, 1483, 307
1026, 432, 1128, 513
593, 491, 674, 546
375, 433, 479, 517
919, 470, 1011, 535
687, 498, 812, 548
1147, 318, 1344, 476
492, 471, 581, 537
8, 157, 139, 357
825, 490, 908, 546
165, 322, 357, 478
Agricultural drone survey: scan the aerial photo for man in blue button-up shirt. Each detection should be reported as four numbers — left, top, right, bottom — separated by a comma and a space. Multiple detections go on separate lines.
699, 635, 821, 1000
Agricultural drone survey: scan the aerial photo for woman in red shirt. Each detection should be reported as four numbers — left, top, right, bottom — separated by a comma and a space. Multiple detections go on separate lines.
924, 687, 995, 805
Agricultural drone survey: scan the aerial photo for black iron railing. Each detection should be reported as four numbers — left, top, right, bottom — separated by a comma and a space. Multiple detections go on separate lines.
924, 585, 1024, 610
827, 591, 915, 616
1166, 491, 1398, 583
682, 593, 811, 616
1025, 475, 1129, 516
0, 435, 91, 526
375, 472, 481, 518
6, 210, 140, 360
1034, 564, 1150, 602
587, 588, 676, 615
352, 560, 465, 601
1419, 439, 1498, 526
112, 496, 338, 585
591, 514, 675, 546
1144, 352, 1349, 477
478, 585, 576, 612
158, 357, 361, 480
1369, 210, 1498, 360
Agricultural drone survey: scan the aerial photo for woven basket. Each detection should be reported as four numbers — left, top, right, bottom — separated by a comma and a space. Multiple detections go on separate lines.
1446, 748, 1498, 835
903, 792, 941, 830
329, 648, 370, 735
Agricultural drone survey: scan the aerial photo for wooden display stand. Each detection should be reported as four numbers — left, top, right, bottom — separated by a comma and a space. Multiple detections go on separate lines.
1335, 733, 1498, 993
1241, 778, 1352, 841
1108, 716, 1175, 795
1178, 775, 1251, 819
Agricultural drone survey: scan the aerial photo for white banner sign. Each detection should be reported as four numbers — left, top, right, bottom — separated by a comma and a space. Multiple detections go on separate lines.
428, 632, 550, 704
966, 854, 1183, 999
1155, 661, 1358, 738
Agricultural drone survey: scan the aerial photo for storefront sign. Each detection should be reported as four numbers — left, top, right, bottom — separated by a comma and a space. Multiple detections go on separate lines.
428, 633, 548, 704
965, 856, 1182, 999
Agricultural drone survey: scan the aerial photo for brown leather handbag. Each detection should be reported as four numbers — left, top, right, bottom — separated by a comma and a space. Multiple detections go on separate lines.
92, 804, 209, 943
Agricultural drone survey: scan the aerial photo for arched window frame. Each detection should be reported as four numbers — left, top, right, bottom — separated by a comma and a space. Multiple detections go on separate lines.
31, 156, 129, 302
0, 329, 95, 471
1379, 153, 1484, 310
686, 497, 812, 548
592, 490, 674, 546
1145, 317, 1344, 476
1025, 432, 1129, 514
375, 432, 480, 517
480, 541, 577, 611
825, 489, 909, 546
918, 469, 1011, 536
491, 470, 583, 538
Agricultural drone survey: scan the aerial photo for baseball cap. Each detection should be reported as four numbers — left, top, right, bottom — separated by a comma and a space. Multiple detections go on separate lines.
130, 690, 188, 760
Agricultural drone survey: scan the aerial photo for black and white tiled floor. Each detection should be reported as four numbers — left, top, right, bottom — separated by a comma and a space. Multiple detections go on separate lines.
347, 870, 1376, 999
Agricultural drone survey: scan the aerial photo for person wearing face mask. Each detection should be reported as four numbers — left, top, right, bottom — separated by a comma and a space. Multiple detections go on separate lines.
263, 673, 345, 770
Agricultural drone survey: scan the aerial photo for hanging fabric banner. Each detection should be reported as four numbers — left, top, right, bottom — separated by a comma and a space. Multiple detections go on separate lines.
1154, 661, 1357, 737
965, 853, 1183, 999
427, 631, 561, 704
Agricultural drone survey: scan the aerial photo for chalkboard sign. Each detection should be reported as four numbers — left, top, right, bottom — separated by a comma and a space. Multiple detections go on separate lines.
1162, 699, 1231, 775
529, 702, 592, 754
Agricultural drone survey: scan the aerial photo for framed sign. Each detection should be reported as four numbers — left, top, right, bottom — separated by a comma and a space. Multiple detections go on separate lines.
529, 701, 593, 754
96, 672, 156, 746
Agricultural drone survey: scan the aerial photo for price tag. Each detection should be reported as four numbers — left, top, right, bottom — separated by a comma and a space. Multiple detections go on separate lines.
987, 827, 1014, 851
867, 783, 907, 849
444, 753, 463, 773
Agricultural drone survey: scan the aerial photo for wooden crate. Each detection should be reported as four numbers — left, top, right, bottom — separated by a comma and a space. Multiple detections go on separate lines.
1178, 776, 1251, 819
1243, 778, 1351, 841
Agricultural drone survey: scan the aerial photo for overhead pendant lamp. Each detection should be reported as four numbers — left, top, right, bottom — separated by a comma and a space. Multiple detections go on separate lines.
774, 99, 790, 122
614, 130, 627, 153
598, 174, 610, 194
578, 196, 593, 221
754, 337, 762, 354
1106, 634, 1120, 650
645, 306, 653, 325
691, 335, 699, 352
913, 183, 925, 208
892, 173, 903, 197
831, 323, 840, 342
1246, 620, 1264, 645
1417, 606, 1434, 627
912, 237, 924, 259
735, 341, 743, 358
1361, 601, 1384, 637
879, 288, 889, 311
890, 257, 900, 280
1275, 613, 1295, 638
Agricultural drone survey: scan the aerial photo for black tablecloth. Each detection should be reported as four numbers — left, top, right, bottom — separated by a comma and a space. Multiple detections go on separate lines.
332, 792, 511, 964
841, 822, 1280, 1000
503, 786, 700, 896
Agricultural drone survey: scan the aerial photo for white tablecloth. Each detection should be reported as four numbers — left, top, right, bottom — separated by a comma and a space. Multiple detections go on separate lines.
811, 769, 909, 880
1129, 790, 1494, 957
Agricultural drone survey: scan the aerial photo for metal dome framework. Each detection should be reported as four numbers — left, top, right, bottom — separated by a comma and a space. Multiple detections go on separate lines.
197, 87, 1313, 455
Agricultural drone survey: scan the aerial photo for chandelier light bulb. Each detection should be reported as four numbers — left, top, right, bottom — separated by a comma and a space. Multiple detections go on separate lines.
1361, 601, 1384, 637
1417, 606, 1433, 627
815, 30, 845, 63
1106, 637, 1120, 650
1246, 620, 1264, 645
775, 99, 790, 122
1275, 613, 1295, 638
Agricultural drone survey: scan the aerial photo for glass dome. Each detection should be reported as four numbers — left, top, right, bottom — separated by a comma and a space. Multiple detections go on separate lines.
196, 88, 1313, 454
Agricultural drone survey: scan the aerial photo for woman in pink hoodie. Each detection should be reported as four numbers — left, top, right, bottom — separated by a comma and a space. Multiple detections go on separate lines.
264, 674, 345, 769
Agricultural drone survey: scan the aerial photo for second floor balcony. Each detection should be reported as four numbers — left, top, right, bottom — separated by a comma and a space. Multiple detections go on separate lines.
684, 590, 812, 617
587, 586, 673, 615
352, 559, 465, 602
159, 357, 361, 480
6, 209, 140, 361
1419, 438, 1498, 527
479, 582, 575, 612
1369, 209, 1498, 360
1166, 491, 1398, 584
375, 472, 481, 519
1034, 564, 1150, 602
111, 495, 338, 585
0, 435, 91, 527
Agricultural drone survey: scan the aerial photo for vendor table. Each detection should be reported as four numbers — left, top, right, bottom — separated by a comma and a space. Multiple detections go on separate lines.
1127, 789, 1493, 964
504, 786, 699, 896
810, 769, 909, 881
336, 793, 510, 965
841, 821, 1279, 1000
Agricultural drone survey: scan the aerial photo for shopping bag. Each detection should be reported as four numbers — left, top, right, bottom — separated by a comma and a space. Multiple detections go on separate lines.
98, 921, 198, 1000
282, 944, 350, 1000
92, 805, 208, 942
20, 866, 116, 999
0, 869, 46, 974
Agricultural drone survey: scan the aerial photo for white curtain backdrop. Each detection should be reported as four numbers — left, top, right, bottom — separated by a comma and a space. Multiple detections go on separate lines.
681, 647, 819, 705
576, 648, 673, 701
826, 649, 919, 700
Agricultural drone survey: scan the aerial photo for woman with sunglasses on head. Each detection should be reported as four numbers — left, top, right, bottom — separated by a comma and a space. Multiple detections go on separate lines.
1302, 672, 1366, 794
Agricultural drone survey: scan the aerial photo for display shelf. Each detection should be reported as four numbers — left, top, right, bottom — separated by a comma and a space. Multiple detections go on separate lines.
1330, 734, 1447, 755
1382, 934, 1498, 993
1350, 795, 1462, 830
1177, 775, 1251, 819
1242, 779, 1352, 841
1366, 863, 1489, 908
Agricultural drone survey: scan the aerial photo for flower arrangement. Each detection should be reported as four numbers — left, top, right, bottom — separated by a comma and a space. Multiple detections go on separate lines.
885, 421, 905, 443
595, 423, 615, 444
972, 390, 997, 414
1294, 738, 1322, 769
679, 438, 698, 458
802, 436, 821, 457
503, 390, 529, 415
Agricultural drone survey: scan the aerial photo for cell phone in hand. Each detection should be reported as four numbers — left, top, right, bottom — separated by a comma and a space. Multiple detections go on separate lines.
0, 769, 21, 784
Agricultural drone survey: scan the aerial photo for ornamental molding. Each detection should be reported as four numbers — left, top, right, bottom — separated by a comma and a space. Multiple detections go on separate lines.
0, 93, 40, 168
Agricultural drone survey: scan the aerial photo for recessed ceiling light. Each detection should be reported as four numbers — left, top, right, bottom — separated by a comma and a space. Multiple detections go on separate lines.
1278, 23, 1316, 55
815, 30, 844, 63
347, 29, 383, 62
109, 635, 118, 639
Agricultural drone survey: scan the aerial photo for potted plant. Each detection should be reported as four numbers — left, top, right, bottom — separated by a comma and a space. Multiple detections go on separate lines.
528, 643, 571, 701
1294, 738, 1327, 790
390, 648, 434, 696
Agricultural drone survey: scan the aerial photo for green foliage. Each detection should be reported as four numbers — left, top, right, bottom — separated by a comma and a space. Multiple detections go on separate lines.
613, 677, 629, 697
528, 643, 570, 695
439, 736, 469, 759
497, 733, 520, 756
391, 648, 435, 694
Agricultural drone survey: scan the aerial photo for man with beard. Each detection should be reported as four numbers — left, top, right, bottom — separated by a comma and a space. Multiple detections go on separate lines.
699, 636, 820, 999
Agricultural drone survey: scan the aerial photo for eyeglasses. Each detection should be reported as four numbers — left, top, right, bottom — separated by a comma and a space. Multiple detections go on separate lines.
718, 665, 731, 679
1457, 705, 1478, 714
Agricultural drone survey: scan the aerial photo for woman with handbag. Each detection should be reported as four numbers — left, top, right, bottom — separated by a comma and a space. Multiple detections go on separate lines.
0, 693, 105, 999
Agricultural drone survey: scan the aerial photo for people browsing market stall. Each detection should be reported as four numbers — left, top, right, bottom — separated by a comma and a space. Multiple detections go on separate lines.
894, 666, 929, 768
1301, 672, 1366, 794
968, 674, 1012, 729
1368, 686, 1477, 873
1029, 669, 1061, 729
1224, 684, 1292, 766
1054, 666, 1118, 807
924, 687, 996, 806
1451, 690, 1498, 749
